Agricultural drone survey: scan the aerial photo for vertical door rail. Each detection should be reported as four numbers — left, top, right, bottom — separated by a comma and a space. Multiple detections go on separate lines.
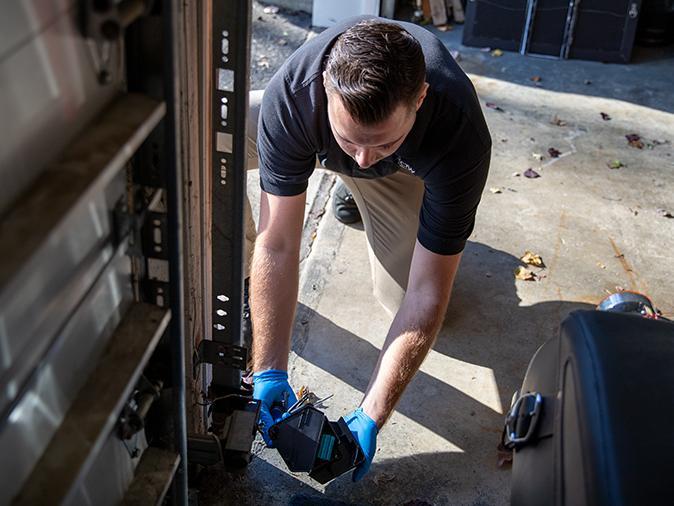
210, 0, 252, 391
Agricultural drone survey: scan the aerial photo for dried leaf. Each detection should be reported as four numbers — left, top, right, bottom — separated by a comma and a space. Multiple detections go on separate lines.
512, 172, 521, 177
532, 153, 544, 161
257, 55, 270, 69
600, 112, 611, 121
486, 102, 505, 112
626, 134, 644, 149
491, 49, 504, 57
514, 266, 537, 281
597, 262, 607, 269
530, 75, 542, 82
489, 187, 503, 194
548, 147, 562, 158
521, 250, 545, 267
550, 115, 567, 127
524, 168, 540, 178
658, 208, 674, 218
607, 160, 624, 169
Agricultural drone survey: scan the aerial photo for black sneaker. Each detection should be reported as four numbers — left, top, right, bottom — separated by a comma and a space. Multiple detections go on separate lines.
333, 181, 361, 224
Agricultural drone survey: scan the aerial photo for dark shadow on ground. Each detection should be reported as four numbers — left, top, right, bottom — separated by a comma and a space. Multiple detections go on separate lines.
198, 449, 514, 505
292, 242, 593, 460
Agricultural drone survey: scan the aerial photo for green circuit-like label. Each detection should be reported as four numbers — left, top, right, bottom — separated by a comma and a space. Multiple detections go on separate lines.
318, 434, 336, 461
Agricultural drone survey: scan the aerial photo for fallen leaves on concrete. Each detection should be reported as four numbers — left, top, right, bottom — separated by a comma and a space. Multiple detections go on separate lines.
548, 147, 562, 158
514, 266, 538, 281
486, 102, 505, 112
512, 171, 521, 177
600, 112, 612, 121
626, 133, 644, 149
521, 250, 545, 267
532, 153, 544, 161
608, 160, 624, 169
524, 168, 540, 178
489, 187, 503, 194
491, 49, 504, 57
658, 208, 674, 218
530, 75, 542, 82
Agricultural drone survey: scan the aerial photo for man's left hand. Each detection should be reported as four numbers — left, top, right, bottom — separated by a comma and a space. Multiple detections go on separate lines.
344, 407, 378, 482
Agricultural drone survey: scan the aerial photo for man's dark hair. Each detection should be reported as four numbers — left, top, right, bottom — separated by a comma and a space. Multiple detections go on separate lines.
324, 20, 426, 125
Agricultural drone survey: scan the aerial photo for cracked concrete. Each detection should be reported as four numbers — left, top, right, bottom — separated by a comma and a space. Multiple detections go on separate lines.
197, 5, 674, 505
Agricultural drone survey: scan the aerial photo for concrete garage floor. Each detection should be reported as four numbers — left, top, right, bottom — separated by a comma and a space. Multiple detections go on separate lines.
198, 5, 674, 505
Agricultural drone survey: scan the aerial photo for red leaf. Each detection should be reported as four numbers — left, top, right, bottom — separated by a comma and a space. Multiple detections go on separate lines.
626, 133, 644, 149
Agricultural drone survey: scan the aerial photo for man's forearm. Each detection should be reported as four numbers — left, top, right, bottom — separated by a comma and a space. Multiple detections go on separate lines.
250, 244, 299, 372
361, 290, 448, 428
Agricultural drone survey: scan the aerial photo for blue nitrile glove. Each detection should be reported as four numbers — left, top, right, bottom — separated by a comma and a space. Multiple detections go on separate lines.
344, 407, 378, 482
252, 369, 298, 446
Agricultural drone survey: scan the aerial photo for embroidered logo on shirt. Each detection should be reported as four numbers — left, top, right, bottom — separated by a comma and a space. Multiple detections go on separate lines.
394, 155, 415, 174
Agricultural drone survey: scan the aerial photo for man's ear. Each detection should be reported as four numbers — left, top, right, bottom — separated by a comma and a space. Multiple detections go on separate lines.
415, 82, 429, 111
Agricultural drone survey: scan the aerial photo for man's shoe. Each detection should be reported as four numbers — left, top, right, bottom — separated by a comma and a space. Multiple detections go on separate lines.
333, 181, 361, 224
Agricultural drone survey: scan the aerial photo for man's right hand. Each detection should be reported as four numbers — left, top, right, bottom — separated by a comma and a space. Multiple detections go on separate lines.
252, 369, 298, 446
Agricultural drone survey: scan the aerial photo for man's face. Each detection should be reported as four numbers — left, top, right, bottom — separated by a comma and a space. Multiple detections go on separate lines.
325, 78, 428, 170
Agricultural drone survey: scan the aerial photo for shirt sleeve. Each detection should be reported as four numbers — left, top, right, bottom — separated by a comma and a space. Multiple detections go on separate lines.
417, 149, 491, 255
257, 72, 318, 196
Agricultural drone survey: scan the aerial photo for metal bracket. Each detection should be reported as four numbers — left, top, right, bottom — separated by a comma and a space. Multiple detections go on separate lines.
142, 279, 170, 308
78, 0, 154, 84
194, 340, 248, 378
79, 0, 154, 42
141, 211, 169, 260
